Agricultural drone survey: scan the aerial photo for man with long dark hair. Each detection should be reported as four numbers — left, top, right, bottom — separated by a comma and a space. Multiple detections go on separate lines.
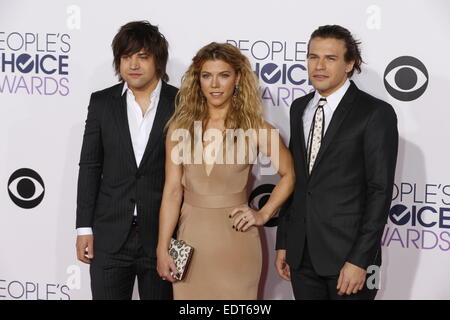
276, 25, 398, 300
75, 21, 177, 299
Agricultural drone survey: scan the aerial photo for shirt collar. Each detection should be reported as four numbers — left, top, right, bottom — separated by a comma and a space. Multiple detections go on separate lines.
121, 78, 163, 100
311, 79, 351, 112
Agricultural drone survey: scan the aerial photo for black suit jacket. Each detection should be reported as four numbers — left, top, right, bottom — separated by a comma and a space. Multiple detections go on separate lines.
76, 81, 177, 257
276, 81, 398, 276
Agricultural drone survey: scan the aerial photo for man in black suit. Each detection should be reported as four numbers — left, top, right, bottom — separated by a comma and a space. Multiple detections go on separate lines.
275, 25, 398, 300
75, 21, 177, 300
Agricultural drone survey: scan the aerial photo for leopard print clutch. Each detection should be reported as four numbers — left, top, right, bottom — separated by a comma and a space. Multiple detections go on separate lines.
169, 238, 194, 280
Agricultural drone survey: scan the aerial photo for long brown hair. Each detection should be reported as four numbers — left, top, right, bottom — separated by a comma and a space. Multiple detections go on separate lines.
167, 42, 264, 138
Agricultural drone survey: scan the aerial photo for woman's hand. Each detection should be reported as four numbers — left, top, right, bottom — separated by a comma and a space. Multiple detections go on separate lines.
156, 248, 179, 283
229, 205, 270, 232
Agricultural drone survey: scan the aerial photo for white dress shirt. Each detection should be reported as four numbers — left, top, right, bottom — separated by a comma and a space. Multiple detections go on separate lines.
303, 79, 351, 145
77, 80, 162, 236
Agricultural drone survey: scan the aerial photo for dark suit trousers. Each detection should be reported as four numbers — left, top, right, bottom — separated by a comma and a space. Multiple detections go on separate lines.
290, 241, 378, 300
90, 221, 172, 300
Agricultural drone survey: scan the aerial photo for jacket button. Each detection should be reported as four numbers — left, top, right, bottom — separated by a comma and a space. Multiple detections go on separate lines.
135, 173, 142, 179
307, 191, 312, 196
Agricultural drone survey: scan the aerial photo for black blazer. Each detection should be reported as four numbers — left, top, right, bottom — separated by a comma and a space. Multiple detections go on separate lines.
76, 81, 177, 257
276, 81, 398, 276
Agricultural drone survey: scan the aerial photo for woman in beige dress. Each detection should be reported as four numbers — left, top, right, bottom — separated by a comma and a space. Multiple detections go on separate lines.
156, 42, 295, 299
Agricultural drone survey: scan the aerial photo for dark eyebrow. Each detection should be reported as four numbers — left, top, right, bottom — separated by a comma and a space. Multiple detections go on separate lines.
307, 53, 338, 58
200, 70, 232, 74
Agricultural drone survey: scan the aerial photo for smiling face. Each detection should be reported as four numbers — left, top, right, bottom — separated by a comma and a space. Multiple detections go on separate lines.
119, 49, 159, 92
307, 37, 354, 97
199, 59, 240, 111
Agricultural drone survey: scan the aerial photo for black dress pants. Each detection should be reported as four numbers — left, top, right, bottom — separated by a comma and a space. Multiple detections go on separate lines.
90, 219, 172, 300
290, 241, 378, 300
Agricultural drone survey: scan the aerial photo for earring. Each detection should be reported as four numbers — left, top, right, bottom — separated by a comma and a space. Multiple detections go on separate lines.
233, 84, 240, 97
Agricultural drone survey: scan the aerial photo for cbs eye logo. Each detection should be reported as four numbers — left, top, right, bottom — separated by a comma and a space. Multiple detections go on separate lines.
248, 184, 278, 227
384, 56, 428, 101
7, 168, 45, 209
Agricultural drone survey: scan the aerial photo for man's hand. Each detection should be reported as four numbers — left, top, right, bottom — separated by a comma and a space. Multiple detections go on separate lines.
337, 262, 367, 295
275, 249, 291, 281
76, 235, 94, 264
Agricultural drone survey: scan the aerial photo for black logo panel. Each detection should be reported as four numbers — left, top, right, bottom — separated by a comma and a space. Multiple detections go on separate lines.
8, 168, 45, 209
384, 56, 428, 101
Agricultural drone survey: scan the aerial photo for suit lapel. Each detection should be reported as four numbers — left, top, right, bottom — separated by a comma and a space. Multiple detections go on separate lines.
111, 83, 138, 169
139, 81, 172, 169
293, 94, 313, 180
310, 81, 358, 173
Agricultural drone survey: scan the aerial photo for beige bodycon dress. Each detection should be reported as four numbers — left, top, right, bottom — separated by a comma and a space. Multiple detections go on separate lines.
173, 161, 262, 300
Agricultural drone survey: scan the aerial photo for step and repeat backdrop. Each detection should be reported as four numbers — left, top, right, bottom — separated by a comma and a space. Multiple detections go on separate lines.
1, 0, 449, 299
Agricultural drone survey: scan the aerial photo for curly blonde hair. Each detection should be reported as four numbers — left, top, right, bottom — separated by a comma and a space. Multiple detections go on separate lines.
167, 42, 264, 136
